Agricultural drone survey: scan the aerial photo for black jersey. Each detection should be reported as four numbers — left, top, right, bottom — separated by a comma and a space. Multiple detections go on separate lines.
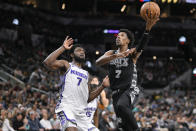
108, 50, 139, 92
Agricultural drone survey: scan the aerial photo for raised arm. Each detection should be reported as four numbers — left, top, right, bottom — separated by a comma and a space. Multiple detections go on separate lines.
136, 13, 159, 53
88, 76, 110, 103
132, 15, 159, 64
43, 36, 73, 71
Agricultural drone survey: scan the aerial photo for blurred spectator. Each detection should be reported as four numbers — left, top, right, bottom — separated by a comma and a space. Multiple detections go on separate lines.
99, 110, 116, 131
50, 114, 60, 130
1, 110, 15, 131
40, 110, 53, 130
13, 67, 24, 80
12, 112, 29, 130
28, 111, 44, 131
28, 68, 42, 85
12, 112, 24, 130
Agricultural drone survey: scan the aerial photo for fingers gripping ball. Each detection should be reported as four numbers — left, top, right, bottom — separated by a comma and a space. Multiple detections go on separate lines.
140, 2, 160, 21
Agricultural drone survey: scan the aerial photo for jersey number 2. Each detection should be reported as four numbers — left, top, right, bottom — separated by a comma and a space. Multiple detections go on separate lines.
77, 77, 82, 86
115, 70, 122, 78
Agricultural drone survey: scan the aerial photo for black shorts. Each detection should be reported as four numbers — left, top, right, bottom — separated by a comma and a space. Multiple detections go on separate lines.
112, 88, 139, 110
112, 88, 139, 131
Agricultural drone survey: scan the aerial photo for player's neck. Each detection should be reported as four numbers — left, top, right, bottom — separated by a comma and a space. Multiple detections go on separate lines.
72, 61, 82, 68
118, 45, 128, 53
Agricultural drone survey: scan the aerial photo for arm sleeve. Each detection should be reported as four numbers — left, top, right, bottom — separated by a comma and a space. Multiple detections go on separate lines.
136, 31, 151, 52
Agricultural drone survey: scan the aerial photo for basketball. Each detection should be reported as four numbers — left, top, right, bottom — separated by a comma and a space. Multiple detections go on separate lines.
140, 2, 160, 21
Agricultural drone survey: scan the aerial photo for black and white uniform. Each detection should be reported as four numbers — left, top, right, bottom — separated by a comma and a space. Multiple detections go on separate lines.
108, 50, 140, 131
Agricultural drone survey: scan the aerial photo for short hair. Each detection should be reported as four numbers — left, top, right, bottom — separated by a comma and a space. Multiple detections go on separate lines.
69, 44, 83, 55
29, 111, 35, 115
89, 75, 99, 84
119, 29, 135, 46
88, 75, 100, 87
16, 112, 22, 116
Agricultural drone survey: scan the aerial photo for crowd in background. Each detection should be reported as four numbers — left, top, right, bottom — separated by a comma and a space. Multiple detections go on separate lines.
0, 82, 60, 131
135, 88, 196, 131
1, 80, 196, 131
0, 2, 195, 131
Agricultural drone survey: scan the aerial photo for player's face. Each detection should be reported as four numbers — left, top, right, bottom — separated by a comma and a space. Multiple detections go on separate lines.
73, 47, 85, 62
116, 32, 130, 46
90, 77, 99, 91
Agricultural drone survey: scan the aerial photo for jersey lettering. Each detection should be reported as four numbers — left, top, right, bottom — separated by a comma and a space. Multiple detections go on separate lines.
110, 58, 129, 68
71, 69, 88, 80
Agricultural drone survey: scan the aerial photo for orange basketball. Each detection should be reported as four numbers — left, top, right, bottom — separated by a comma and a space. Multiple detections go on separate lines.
140, 2, 160, 21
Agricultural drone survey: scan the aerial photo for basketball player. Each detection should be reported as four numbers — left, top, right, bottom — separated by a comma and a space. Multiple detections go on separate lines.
85, 76, 100, 131
85, 76, 109, 131
43, 36, 110, 131
96, 16, 159, 130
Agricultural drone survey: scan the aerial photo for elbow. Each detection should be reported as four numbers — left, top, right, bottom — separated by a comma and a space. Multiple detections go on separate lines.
95, 60, 100, 65
43, 60, 48, 66
95, 60, 102, 66
43, 59, 51, 68
87, 97, 92, 103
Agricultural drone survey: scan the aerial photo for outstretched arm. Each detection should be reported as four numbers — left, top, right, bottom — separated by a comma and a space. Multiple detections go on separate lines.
96, 49, 136, 66
96, 50, 116, 66
88, 76, 110, 103
43, 36, 73, 71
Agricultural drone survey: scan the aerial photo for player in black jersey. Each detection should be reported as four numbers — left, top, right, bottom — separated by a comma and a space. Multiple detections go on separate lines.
96, 16, 159, 131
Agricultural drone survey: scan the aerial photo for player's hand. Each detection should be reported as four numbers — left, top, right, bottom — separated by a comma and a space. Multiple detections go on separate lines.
102, 76, 110, 88
62, 36, 74, 50
129, 48, 137, 54
145, 13, 159, 31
